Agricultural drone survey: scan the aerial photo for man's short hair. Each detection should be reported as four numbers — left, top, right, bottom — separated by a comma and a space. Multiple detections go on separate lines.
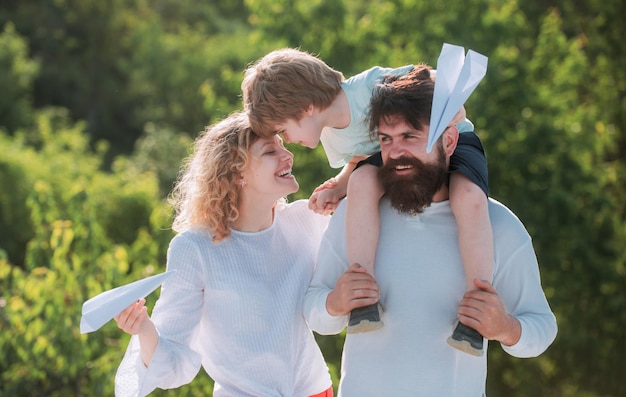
368, 65, 434, 140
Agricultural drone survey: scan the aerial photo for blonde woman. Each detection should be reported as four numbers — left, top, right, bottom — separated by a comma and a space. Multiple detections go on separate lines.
114, 111, 333, 397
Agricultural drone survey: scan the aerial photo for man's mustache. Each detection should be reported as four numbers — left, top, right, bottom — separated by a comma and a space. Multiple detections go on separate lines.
383, 156, 425, 170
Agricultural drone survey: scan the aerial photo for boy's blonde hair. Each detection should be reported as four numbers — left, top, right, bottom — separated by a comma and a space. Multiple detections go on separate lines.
242, 48, 344, 136
170, 111, 259, 242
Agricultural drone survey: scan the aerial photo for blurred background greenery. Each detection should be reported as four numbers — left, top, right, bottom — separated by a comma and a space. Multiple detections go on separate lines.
0, 0, 624, 396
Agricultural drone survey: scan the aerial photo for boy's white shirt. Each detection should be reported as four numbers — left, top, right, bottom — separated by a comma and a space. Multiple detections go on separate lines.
319, 65, 474, 168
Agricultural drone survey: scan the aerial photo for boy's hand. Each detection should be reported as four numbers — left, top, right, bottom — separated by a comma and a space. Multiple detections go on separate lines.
309, 179, 343, 215
313, 178, 338, 192
450, 106, 467, 126
309, 188, 342, 215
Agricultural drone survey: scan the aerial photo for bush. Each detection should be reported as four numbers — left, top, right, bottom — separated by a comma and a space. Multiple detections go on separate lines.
0, 108, 184, 396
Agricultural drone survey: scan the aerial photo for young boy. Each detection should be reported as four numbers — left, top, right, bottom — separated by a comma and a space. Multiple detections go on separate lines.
242, 48, 493, 356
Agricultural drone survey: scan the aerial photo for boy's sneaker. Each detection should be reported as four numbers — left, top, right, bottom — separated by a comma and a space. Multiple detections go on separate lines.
447, 321, 484, 356
347, 303, 384, 334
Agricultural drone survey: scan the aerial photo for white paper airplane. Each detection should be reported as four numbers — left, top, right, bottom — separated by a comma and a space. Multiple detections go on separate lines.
80, 270, 175, 334
428, 43, 488, 152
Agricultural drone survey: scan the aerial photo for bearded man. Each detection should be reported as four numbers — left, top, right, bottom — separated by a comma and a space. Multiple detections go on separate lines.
303, 65, 557, 397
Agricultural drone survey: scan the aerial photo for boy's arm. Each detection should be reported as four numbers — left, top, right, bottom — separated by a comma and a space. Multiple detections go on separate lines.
335, 156, 368, 195
308, 156, 368, 214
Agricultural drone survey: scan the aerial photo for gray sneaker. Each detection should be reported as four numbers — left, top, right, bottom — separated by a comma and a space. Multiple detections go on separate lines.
447, 321, 484, 356
347, 303, 384, 334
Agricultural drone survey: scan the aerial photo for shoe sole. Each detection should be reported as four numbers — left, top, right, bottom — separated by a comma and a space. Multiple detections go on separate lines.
446, 336, 484, 356
347, 319, 384, 334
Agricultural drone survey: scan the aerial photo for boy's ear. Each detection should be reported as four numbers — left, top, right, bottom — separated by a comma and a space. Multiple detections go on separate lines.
304, 104, 315, 116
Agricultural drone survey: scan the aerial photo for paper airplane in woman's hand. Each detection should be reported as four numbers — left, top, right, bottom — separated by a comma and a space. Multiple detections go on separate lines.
80, 270, 175, 334
428, 43, 488, 153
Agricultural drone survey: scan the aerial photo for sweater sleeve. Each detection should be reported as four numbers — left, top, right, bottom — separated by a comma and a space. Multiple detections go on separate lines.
304, 203, 350, 335
494, 237, 558, 358
115, 234, 205, 396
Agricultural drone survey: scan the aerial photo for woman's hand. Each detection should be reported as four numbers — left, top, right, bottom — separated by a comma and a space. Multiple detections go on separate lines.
115, 298, 159, 366
115, 298, 152, 336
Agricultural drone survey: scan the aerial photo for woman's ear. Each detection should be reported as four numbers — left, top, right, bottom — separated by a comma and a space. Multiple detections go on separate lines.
233, 175, 246, 188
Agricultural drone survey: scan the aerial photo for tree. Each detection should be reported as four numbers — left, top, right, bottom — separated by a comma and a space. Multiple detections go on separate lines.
1, 0, 625, 395
0, 22, 39, 132
483, 9, 625, 397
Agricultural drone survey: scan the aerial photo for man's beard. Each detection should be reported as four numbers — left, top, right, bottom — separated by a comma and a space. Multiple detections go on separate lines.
378, 146, 448, 214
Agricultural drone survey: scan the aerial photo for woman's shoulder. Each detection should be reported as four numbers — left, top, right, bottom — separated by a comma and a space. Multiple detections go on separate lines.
278, 198, 307, 211
169, 227, 213, 249
275, 199, 309, 220
277, 199, 330, 230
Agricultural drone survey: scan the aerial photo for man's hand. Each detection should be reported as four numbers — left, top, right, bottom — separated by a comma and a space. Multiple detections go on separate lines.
457, 279, 521, 346
326, 263, 380, 316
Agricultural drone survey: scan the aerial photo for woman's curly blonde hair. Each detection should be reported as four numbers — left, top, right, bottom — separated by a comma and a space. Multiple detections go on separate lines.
170, 111, 259, 241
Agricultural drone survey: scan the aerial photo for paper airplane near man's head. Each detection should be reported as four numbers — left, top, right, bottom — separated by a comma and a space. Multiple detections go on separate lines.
80, 270, 175, 334
428, 43, 488, 153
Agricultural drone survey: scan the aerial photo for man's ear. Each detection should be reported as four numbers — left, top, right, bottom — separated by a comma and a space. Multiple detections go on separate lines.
443, 126, 459, 157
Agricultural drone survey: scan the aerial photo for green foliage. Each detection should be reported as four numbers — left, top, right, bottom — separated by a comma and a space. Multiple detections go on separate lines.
0, 108, 182, 395
0, 108, 161, 266
0, 0, 624, 396
0, 142, 34, 268
0, 1, 254, 160
483, 9, 626, 397
0, 22, 39, 132
122, 122, 193, 198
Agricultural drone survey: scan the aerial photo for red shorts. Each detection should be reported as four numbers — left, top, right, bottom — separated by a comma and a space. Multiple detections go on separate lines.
310, 386, 333, 397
